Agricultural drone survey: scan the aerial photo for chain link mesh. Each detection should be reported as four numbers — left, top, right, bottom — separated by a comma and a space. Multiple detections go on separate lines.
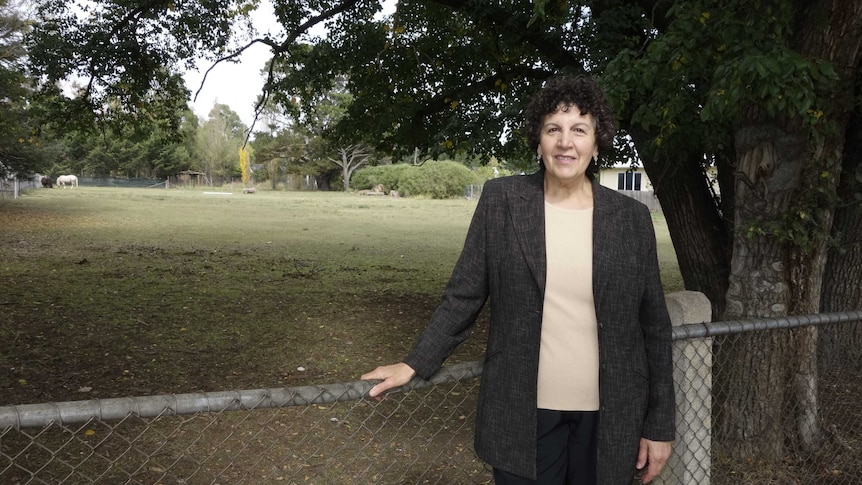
2, 317, 860, 484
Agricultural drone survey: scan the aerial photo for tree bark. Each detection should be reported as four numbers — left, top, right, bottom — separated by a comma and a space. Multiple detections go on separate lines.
267, 159, 280, 190
794, 0, 862, 448
820, 109, 862, 369
718, 121, 806, 460
714, 0, 862, 460
631, 129, 732, 319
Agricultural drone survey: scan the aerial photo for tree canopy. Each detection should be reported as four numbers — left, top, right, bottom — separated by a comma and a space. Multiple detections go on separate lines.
0, 0, 38, 177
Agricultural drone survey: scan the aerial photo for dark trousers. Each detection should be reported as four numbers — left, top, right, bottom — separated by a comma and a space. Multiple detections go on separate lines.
493, 409, 598, 485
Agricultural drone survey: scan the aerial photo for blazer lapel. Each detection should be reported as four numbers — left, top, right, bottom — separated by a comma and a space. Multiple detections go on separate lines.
506, 175, 623, 305
591, 180, 622, 312
509, 173, 547, 292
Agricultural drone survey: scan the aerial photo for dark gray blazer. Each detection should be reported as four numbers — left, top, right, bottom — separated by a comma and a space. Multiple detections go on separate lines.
404, 171, 675, 483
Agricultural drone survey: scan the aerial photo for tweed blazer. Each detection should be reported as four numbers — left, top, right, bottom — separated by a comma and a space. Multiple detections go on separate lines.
404, 171, 675, 483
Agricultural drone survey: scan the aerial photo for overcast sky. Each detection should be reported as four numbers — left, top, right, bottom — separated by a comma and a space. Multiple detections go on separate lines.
182, 1, 282, 130
183, 1, 395, 131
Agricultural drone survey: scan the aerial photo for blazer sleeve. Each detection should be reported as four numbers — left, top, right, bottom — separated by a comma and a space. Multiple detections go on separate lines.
403, 182, 494, 380
637, 206, 677, 441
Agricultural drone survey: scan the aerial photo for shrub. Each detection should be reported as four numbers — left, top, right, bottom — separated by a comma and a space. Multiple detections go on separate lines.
399, 160, 479, 199
473, 165, 513, 182
352, 161, 479, 198
351, 164, 412, 192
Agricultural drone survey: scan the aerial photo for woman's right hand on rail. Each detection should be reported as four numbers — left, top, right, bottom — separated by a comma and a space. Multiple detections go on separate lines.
361, 363, 416, 399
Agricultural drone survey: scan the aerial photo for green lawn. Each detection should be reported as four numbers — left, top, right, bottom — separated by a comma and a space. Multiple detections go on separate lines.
0, 186, 681, 406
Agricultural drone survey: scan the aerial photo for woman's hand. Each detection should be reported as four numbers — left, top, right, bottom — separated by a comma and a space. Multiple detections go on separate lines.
636, 438, 671, 483
361, 363, 417, 398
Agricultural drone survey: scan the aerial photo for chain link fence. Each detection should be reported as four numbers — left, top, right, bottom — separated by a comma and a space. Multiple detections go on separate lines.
464, 184, 483, 200
2, 311, 861, 484
0, 176, 40, 200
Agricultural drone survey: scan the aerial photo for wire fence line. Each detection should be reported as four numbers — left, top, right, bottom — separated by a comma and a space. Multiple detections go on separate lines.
0, 176, 39, 200
0, 362, 482, 430
2, 311, 861, 484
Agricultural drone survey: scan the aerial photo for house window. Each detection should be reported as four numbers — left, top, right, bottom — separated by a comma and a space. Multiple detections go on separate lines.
617, 172, 642, 191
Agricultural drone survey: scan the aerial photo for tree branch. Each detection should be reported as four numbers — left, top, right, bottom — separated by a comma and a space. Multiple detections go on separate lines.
409, 65, 550, 140
248, 0, 364, 136
427, 0, 585, 69
83, 0, 172, 100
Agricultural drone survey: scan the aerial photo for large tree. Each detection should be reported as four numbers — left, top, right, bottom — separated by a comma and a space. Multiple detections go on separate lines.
249, 107, 338, 189
255, 72, 366, 190
331, 143, 372, 191
38, 108, 201, 179
25, 0, 862, 464
197, 102, 247, 182
0, 0, 39, 177
598, 0, 862, 459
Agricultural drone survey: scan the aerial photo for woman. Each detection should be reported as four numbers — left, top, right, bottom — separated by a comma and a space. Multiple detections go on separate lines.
362, 75, 675, 484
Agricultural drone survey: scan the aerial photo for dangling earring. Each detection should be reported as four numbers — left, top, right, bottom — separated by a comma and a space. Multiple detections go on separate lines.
536, 153, 543, 164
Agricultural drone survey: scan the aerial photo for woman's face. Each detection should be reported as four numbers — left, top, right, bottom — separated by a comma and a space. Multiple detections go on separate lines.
538, 104, 599, 185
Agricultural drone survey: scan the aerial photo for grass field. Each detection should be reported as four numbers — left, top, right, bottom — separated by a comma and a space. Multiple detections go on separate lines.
0, 186, 681, 406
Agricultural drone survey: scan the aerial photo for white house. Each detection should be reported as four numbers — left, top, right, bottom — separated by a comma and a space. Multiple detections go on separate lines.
597, 163, 655, 192
597, 163, 720, 212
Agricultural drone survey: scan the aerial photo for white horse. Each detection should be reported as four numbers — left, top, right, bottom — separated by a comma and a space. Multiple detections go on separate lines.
56, 174, 78, 188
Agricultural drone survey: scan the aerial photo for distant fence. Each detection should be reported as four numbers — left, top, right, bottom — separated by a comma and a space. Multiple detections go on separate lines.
80, 177, 167, 188
3, 178, 663, 207
1, 175, 321, 192
464, 184, 483, 200
464, 184, 661, 211
2, 306, 860, 483
0, 176, 168, 193
0, 176, 40, 200
619, 189, 662, 211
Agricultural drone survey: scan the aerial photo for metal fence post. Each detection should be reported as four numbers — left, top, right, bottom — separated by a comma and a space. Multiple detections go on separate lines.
660, 290, 712, 485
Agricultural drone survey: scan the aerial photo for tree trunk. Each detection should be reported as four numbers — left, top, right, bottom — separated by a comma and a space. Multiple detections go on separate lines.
717, 122, 806, 460
268, 159, 280, 190
820, 110, 862, 370
343, 164, 351, 192
810, 0, 862, 370
315, 174, 332, 191
632, 129, 732, 319
715, 0, 862, 460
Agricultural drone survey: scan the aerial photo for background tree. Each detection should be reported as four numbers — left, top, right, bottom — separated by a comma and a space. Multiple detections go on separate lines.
40, 109, 201, 179
25, 0, 253, 137
250, 119, 316, 189
249, 130, 287, 189
239, 146, 252, 187
330, 143, 371, 191
265, 70, 359, 190
197, 103, 247, 183
0, 0, 40, 177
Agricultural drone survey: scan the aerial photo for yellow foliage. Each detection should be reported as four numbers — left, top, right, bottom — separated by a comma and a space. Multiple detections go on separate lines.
239, 147, 251, 187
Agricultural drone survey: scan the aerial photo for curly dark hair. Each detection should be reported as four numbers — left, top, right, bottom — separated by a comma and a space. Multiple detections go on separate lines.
523, 76, 617, 156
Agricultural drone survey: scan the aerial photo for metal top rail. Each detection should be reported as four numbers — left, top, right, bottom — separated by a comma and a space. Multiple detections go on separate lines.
0, 361, 482, 429
2, 311, 860, 430
671, 310, 862, 339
